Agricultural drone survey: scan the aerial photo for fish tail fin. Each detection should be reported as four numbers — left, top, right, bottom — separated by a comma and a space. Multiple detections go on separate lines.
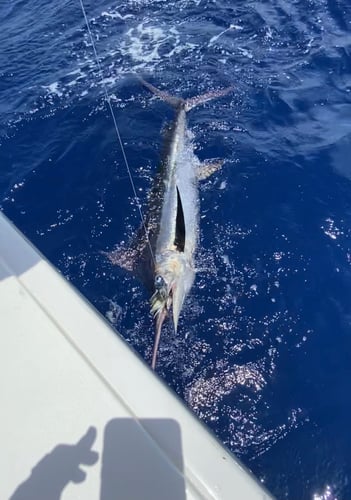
138, 77, 185, 108
184, 86, 234, 112
138, 76, 233, 112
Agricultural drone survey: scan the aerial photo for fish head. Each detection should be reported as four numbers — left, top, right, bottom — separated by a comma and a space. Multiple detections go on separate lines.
150, 251, 195, 369
151, 251, 195, 328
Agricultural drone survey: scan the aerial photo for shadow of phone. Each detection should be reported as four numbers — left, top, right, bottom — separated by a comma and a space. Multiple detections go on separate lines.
100, 418, 186, 500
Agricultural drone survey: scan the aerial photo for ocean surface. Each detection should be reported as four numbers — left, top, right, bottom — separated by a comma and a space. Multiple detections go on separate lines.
1, 1, 351, 498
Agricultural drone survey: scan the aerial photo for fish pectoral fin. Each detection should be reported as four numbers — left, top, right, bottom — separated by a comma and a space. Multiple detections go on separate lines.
197, 160, 224, 180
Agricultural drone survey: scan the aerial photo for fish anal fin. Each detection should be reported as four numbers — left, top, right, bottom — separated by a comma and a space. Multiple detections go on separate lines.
197, 160, 224, 180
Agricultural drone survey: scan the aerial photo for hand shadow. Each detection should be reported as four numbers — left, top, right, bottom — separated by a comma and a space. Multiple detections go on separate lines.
10, 426, 99, 500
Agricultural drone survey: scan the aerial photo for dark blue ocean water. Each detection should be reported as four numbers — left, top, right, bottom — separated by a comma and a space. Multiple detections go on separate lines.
1, 1, 351, 498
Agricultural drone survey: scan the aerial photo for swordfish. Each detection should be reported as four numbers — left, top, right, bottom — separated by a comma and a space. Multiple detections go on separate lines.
108, 78, 233, 369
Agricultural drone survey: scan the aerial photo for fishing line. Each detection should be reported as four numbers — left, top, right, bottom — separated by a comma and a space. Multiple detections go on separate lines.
78, 0, 155, 265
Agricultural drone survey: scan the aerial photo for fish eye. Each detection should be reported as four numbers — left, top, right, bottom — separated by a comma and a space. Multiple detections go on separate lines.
155, 275, 166, 289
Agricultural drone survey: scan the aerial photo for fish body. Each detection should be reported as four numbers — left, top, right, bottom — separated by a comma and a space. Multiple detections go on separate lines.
149, 101, 199, 369
109, 79, 233, 369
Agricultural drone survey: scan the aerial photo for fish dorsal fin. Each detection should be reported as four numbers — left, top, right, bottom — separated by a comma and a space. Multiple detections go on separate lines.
174, 187, 185, 251
197, 160, 224, 180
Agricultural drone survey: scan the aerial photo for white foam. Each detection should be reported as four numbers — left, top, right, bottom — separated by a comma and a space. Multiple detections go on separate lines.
209, 23, 243, 46
119, 22, 197, 69
101, 10, 133, 21
237, 47, 254, 59
43, 82, 63, 98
